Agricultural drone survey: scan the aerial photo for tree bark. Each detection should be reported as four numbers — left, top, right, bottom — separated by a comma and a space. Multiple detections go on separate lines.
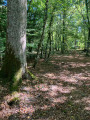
86, 27, 90, 55
48, 32, 52, 58
33, 0, 48, 68
85, 0, 90, 55
1, 0, 27, 90
45, 9, 54, 59
40, 43, 44, 58
61, 10, 66, 54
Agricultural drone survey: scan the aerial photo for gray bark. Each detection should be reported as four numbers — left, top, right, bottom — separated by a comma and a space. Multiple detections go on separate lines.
1, 0, 27, 89
7, 0, 27, 73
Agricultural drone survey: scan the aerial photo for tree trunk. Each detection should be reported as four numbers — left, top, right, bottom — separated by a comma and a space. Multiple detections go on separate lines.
48, 32, 52, 58
33, 0, 48, 68
83, 25, 87, 50
40, 43, 44, 58
1, 0, 27, 90
61, 10, 66, 54
45, 11, 54, 59
85, 0, 90, 56
86, 27, 90, 55
36, 0, 48, 57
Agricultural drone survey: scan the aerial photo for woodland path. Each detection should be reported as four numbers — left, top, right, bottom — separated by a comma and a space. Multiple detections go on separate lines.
0, 54, 90, 120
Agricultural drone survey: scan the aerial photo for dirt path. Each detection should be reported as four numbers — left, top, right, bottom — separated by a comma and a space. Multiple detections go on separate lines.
0, 54, 90, 120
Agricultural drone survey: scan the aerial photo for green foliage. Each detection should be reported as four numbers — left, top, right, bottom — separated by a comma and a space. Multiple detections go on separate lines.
0, 0, 89, 62
0, 6, 7, 59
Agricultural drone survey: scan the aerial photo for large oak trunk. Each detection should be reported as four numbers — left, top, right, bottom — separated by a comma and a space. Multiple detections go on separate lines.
1, 0, 27, 90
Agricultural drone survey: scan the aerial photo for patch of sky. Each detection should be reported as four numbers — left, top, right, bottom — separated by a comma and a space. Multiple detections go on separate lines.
1, 0, 7, 6
78, 26, 81, 32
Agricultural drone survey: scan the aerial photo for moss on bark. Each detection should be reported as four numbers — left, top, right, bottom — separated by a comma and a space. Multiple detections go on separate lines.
1, 42, 23, 91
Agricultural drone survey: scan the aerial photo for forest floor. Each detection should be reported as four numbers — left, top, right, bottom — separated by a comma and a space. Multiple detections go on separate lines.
0, 53, 90, 120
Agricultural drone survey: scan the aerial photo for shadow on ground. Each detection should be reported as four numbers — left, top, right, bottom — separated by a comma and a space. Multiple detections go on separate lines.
0, 54, 90, 120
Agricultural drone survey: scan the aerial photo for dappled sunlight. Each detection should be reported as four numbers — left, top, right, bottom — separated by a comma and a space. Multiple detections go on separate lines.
41, 104, 51, 110
74, 96, 90, 111
1, 0, 90, 118
35, 83, 49, 92
74, 97, 90, 104
19, 105, 35, 114
0, 107, 19, 119
44, 73, 57, 80
82, 97, 90, 104
48, 90, 58, 97
60, 77, 78, 83
0, 54, 90, 119
49, 85, 76, 94
85, 106, 90, 111
21, 86, 34, 92
52, 96, 67, 103
68, 62, 88, 68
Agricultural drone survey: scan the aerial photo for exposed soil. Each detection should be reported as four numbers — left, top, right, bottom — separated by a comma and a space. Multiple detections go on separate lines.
0, 53, 90, 120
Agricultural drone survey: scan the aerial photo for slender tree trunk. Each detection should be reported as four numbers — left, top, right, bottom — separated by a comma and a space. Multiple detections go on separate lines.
58, 35, 62, 51
33, 0, 48, 68
55, 34, 57, 51
36, 0, 48, 57
51, 33, 54, 52
85, 0, 90, 55
61, 10, 66, 54
40, 43, 43, 58
48, 32, 52, 58
83, 26, 87, 49
57, 34, 60, 51
86, 27, 90, 55
1, 0, 27, 90
45, 12, 54, 59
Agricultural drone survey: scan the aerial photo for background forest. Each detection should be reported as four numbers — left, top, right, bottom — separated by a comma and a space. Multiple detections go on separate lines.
0, 0, 90, 120
0, 0, 90, 65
